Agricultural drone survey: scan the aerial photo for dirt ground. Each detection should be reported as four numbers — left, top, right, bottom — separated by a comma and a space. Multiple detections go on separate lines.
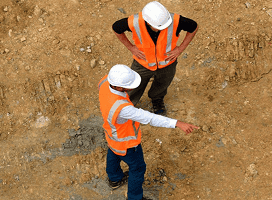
1, 0, 272, 199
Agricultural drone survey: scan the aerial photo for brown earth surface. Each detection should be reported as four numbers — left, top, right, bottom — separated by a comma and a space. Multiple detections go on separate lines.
1, 0, 272, 199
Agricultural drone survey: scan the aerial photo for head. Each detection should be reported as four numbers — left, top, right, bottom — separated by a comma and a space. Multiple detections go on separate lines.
108, 64, 141, 92
142, 1, 172, 31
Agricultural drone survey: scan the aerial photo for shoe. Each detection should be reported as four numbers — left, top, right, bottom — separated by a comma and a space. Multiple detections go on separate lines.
108, 171, 129, 190
152, 99, 166, 116
141, 197, 153, 200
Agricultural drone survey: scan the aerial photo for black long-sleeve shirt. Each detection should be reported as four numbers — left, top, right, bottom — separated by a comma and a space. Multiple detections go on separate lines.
112, 15, 197, 44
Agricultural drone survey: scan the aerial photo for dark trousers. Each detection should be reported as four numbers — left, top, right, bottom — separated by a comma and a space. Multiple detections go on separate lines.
106, 144, 146, 200
128, 59, 177, 105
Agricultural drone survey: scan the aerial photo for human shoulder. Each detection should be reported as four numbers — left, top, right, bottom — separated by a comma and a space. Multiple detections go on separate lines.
112, 17, 131, 34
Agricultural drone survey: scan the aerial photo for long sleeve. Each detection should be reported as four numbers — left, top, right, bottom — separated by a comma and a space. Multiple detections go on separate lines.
117, 105, 177, 128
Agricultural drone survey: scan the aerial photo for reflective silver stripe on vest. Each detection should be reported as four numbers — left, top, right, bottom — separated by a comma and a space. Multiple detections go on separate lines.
98, 78, 108, 90
159, 60, 170, 66
108, 145, 126, 155
132, 121, 140, 137
107, 100, 139, 142
148, 63, 156, 67
166, 13, 175, 53
158, 13, 175, 66
133, 14, 142, 44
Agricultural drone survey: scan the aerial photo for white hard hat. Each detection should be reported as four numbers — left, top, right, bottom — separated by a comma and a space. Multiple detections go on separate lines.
108, 64, 141, 89
142, 1, 172, 30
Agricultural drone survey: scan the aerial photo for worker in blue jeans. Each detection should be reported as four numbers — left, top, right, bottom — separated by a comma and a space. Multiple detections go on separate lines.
107, 144, 146, 200
98, 64, 199, 200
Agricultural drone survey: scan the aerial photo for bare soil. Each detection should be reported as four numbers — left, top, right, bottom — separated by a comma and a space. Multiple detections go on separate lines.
1, 0, 272, 199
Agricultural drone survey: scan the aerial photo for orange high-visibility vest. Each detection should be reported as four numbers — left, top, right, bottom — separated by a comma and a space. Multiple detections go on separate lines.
128, 12, 180, 71
98, 75, 142, 156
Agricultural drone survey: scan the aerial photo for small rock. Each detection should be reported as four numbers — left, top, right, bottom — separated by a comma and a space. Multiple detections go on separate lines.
221, 138, 227, 145
14, 176, 19, 181
76, 65, 80, 70
96, 34, 101, 40
222, 81, 228, 89
245, 2, 250, 8
90, 59, 96, 68
225, 76, 230, 81
202, 125, 209, 132
80, 48, 85, 52
3, 6, 8, 12
117, 8, 126, 14
33, 5, 41, 16
172, 108, 179, 112
38, 18, 44, 23
8, 29, 12, 37
91, 43, 95, 47
52, 39, 60, 45
17, 16, 21, 22
4, 49, 9, 53
25, 66, 31, 71
237, 18, 241, 21
99, 60, 105, 65
162, 176, 167, 182
267, 9, 272, 17
247, 164, 258, 176
21, 37, 26, 42
86, 49, 92, 53
232, 139, 237, 145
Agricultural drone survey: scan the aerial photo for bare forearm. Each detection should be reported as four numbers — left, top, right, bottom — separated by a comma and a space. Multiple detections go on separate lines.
114, 31, 146, 60
178, 25, 198, 51
114, 32, 134, 51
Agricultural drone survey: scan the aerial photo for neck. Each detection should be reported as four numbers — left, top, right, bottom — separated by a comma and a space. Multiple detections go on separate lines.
146, 23, 159, 32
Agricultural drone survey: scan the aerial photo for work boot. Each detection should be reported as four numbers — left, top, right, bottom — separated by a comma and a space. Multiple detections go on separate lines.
108, 171, 129, 190
152, 99, 166, 116
141, 197, 153, 200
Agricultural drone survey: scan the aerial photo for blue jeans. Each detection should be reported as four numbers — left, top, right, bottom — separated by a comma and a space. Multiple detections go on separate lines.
106, 144, 146, 200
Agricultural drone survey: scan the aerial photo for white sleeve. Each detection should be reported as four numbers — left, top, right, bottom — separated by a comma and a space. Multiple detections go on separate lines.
118, 105, 177, 128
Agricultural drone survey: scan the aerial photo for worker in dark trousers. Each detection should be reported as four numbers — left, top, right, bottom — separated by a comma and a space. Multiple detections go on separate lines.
112, 1, 198, 116
98, 64, 199, 200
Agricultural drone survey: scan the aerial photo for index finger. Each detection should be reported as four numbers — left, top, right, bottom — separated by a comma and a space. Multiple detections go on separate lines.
193, 125, 200, 129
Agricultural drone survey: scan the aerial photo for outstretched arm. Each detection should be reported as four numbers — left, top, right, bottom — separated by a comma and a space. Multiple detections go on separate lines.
118, 105, 199, 134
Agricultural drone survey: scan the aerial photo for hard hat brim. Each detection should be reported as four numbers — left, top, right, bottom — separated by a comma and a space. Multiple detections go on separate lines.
152, 16, 172, 30
122, 70, 141, 89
